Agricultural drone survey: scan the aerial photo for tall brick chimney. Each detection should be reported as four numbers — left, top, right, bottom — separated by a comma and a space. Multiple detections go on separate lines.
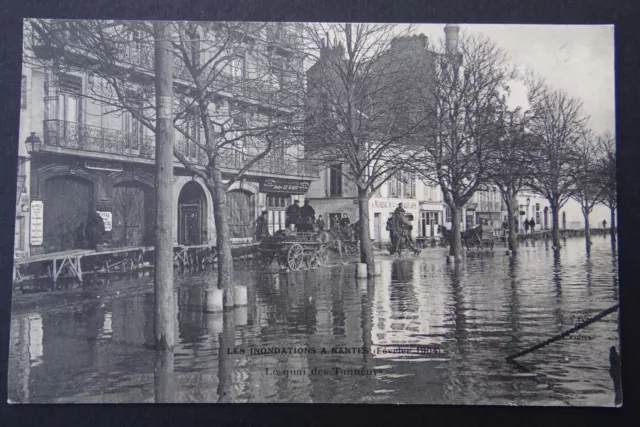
444, 24, 460, 54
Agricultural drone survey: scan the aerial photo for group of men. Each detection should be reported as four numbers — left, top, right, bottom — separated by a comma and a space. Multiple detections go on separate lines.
256, 200, 410, 243
255, 199, 320, 240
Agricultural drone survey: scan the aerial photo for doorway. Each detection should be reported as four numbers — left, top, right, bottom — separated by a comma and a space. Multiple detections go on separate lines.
178, 181, 207, 246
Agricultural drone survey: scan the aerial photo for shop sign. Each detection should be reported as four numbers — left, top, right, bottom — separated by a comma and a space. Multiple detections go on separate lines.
30, 200, 43, 246
260, 179, 310, 194
97, 211, 113, 232
371, 199, 418, 210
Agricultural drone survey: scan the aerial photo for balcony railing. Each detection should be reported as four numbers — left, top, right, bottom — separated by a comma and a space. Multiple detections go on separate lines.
43, 119, 318, 178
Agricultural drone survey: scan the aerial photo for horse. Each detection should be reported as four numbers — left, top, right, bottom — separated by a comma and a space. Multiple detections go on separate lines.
388, 213, 420, 257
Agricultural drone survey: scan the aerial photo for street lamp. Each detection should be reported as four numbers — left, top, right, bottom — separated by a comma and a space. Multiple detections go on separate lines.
25, 132, 42, 155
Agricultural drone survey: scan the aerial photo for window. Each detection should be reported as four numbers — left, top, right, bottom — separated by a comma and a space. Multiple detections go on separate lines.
445, 206, 452, 223
191, 31, 201, 67
535, 203, 540, 224
185, 118, 200, 159
404, 177, 415, 198
21, 75, 27, 109
58, 74, 82, 124
267, 195, 290, 208
329, 163, 342, 197
231, 57, 245, 81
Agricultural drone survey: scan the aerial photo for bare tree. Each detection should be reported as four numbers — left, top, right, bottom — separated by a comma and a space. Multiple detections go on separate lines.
304, 23, 425, 271
595, 132, 617, 242
487, 107, 538, 253
572, 129, 605, 247
525, 79, 586, 250
26, 19, 306, 304
416, 32, 514, 261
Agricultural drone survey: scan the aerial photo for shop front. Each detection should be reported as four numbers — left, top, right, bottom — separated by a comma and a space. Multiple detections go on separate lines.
259, 178, 311, 235
369, 198, 419, 243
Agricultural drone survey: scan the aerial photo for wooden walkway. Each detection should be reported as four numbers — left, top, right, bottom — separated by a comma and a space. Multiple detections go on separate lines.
13, 242, 259, 286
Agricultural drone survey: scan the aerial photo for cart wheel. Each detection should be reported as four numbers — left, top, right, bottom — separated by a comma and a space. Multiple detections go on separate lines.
287, 244, 304, 271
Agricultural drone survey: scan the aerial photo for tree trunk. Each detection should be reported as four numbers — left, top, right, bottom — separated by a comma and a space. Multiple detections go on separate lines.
207, 165, 234, 308
153, 21, 175, 350
450, 205, 463, 260
154, 349, 175, 403
358, 188, 374, 274
504, 191, 518, 253
551, 201, 560, 249
582, 206, 592, 245
610, 203, 616, 243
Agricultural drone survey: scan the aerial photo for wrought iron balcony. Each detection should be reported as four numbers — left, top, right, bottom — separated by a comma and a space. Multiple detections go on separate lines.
43, 119, 318, 178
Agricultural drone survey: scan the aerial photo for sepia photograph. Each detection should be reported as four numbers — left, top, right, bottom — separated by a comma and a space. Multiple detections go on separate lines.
8, 19, 619, 405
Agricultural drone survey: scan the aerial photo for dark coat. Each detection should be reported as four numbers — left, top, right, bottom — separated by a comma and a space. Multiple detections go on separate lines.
85, 211, 105, 249
316, 218, 325, 230
300, 204, 315, 219
256, 216, 269, 239
285, 204, 300, 225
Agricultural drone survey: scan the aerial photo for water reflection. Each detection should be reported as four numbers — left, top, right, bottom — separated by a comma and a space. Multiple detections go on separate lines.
8, 237, 620, 405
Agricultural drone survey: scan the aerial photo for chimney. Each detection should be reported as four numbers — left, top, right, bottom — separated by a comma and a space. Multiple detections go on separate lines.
444, 24, 460, 54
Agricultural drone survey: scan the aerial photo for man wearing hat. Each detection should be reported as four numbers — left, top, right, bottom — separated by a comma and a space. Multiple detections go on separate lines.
255, 210, 269, 241
285, 199, 300, 230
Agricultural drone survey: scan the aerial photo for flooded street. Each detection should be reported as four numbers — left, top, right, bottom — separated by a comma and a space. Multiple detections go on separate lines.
8, 236, 620, 405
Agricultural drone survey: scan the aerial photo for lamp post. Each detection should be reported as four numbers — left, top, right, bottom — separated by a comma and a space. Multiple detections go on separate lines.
25, 132, 42, 156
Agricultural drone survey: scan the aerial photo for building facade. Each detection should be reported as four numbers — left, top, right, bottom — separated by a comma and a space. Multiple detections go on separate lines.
19, 21, 317, 256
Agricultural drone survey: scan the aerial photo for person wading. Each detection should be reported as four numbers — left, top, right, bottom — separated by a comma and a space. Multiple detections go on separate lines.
285, 200, 300, 231
299, 200, 316, 232
85, 210, 105, 250
255, 210, 269, 241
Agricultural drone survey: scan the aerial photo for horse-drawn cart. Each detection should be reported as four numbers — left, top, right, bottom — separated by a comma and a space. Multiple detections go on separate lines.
256, 231, 331, 271
465, 228, 495, 251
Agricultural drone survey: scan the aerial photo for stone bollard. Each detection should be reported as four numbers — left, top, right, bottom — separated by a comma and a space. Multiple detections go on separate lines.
374, 262, 382, 276
234, 285, 248, 307
357, 277, 368, 293
234, 306, 248, 326
356, 263, 367, 278
204, 288, 224, 313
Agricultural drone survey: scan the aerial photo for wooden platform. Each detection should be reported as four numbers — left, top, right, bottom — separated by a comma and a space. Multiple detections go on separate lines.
13, 242, 259, 286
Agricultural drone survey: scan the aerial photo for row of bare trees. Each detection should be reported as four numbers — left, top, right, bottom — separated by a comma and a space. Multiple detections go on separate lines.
307, 23, 617, 263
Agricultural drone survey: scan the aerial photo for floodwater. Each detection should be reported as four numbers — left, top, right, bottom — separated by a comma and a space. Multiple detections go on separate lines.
8, 235, 620, 405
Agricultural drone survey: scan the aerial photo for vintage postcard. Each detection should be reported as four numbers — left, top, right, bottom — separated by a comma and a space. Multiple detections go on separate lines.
8, 20, 619, 405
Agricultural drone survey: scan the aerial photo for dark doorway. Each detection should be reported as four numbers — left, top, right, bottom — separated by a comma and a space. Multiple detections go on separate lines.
43, 176, 94, 253
178, 181, 207, 246
112, 182, 155, 247
226, 190, 255, 239
562, 211, 567, 230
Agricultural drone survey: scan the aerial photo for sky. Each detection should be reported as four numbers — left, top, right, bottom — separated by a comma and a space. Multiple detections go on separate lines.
412, 24, 615, 136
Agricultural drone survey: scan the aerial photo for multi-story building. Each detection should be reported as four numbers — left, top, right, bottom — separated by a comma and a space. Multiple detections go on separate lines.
18, 21, 317, 256
305, 32, 437, 243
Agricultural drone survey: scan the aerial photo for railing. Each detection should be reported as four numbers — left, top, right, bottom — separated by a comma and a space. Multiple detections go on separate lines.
44, 120, 155, 158
43, 119, 318, 178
